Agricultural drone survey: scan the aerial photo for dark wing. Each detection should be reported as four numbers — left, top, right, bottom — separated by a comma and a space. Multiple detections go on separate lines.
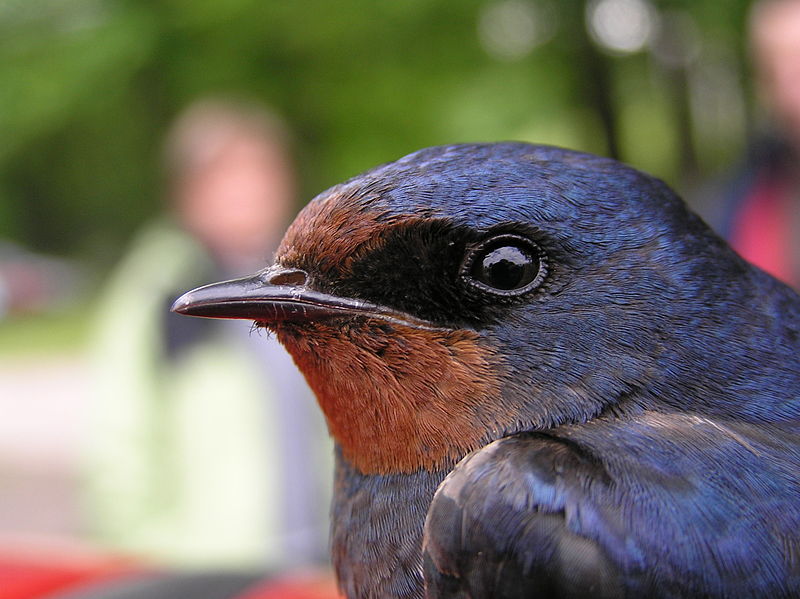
422, 432, 627, 599
422, 415, 800, 598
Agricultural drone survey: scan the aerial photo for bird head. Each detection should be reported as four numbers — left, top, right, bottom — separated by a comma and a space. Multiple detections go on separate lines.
172, 143, 764, 475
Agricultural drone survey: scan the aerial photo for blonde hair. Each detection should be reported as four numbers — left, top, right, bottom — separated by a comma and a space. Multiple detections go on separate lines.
163, 97, 293, 186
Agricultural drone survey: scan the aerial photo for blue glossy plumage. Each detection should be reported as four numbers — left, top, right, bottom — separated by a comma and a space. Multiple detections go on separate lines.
174, 143, 800, 598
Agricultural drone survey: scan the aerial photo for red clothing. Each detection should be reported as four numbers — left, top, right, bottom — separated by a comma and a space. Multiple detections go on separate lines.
729, 173, 798, 288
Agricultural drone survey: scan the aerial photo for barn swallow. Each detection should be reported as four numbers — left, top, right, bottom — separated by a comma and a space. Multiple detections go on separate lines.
172, 143, 800, 598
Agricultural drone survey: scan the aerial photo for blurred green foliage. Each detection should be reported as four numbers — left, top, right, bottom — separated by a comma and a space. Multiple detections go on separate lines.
0, 0, 754, 266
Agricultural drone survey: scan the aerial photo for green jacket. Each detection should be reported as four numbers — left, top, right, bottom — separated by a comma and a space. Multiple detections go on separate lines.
86, 222, 332, 568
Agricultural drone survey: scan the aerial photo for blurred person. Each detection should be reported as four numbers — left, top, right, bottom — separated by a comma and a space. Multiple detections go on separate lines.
86, 98, 332, 570
707, 0, 800, 288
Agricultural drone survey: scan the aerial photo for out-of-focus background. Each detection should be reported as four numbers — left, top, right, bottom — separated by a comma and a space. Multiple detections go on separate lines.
1, 0, 799, 589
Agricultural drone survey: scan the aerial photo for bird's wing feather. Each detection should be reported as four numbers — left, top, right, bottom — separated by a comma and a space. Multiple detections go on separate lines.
422, 432, 627, 599
422, 416, 800, 598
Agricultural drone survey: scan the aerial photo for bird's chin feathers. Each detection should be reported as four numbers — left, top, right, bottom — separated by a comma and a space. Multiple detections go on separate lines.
270, 317, 521, 475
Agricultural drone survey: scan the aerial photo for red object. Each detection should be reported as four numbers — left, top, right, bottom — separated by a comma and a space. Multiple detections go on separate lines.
235, 573, 343, 599
0, 541, 142, 599
730, 174, 796, 286
0, 537, 341, 599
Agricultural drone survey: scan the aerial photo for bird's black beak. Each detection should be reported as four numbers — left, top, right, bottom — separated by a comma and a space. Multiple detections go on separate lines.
171, 266, 436, 329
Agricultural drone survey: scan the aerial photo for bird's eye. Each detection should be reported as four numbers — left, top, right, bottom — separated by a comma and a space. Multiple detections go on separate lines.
463, 234, 544, 296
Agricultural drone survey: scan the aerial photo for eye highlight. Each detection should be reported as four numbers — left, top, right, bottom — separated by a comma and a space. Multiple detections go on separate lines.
462, 234, 545, 296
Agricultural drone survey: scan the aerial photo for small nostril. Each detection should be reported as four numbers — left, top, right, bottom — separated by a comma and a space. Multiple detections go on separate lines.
268, 268, 308, 287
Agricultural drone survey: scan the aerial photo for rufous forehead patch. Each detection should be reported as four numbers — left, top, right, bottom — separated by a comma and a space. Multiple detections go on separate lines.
276, 189, 417, 277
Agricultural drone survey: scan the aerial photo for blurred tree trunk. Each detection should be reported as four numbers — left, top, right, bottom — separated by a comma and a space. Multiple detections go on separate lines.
564, 0, 620, 160
662, 62, 699, 184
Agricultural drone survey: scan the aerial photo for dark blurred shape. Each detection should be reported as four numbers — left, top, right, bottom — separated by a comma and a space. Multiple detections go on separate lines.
710, 0, 800, 288
649, 9, 702, 182
47, 571, 264, 599
86, 98, 331, 570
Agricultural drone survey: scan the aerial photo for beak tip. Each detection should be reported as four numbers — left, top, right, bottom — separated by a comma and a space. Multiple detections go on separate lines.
170, 292, 194, 315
